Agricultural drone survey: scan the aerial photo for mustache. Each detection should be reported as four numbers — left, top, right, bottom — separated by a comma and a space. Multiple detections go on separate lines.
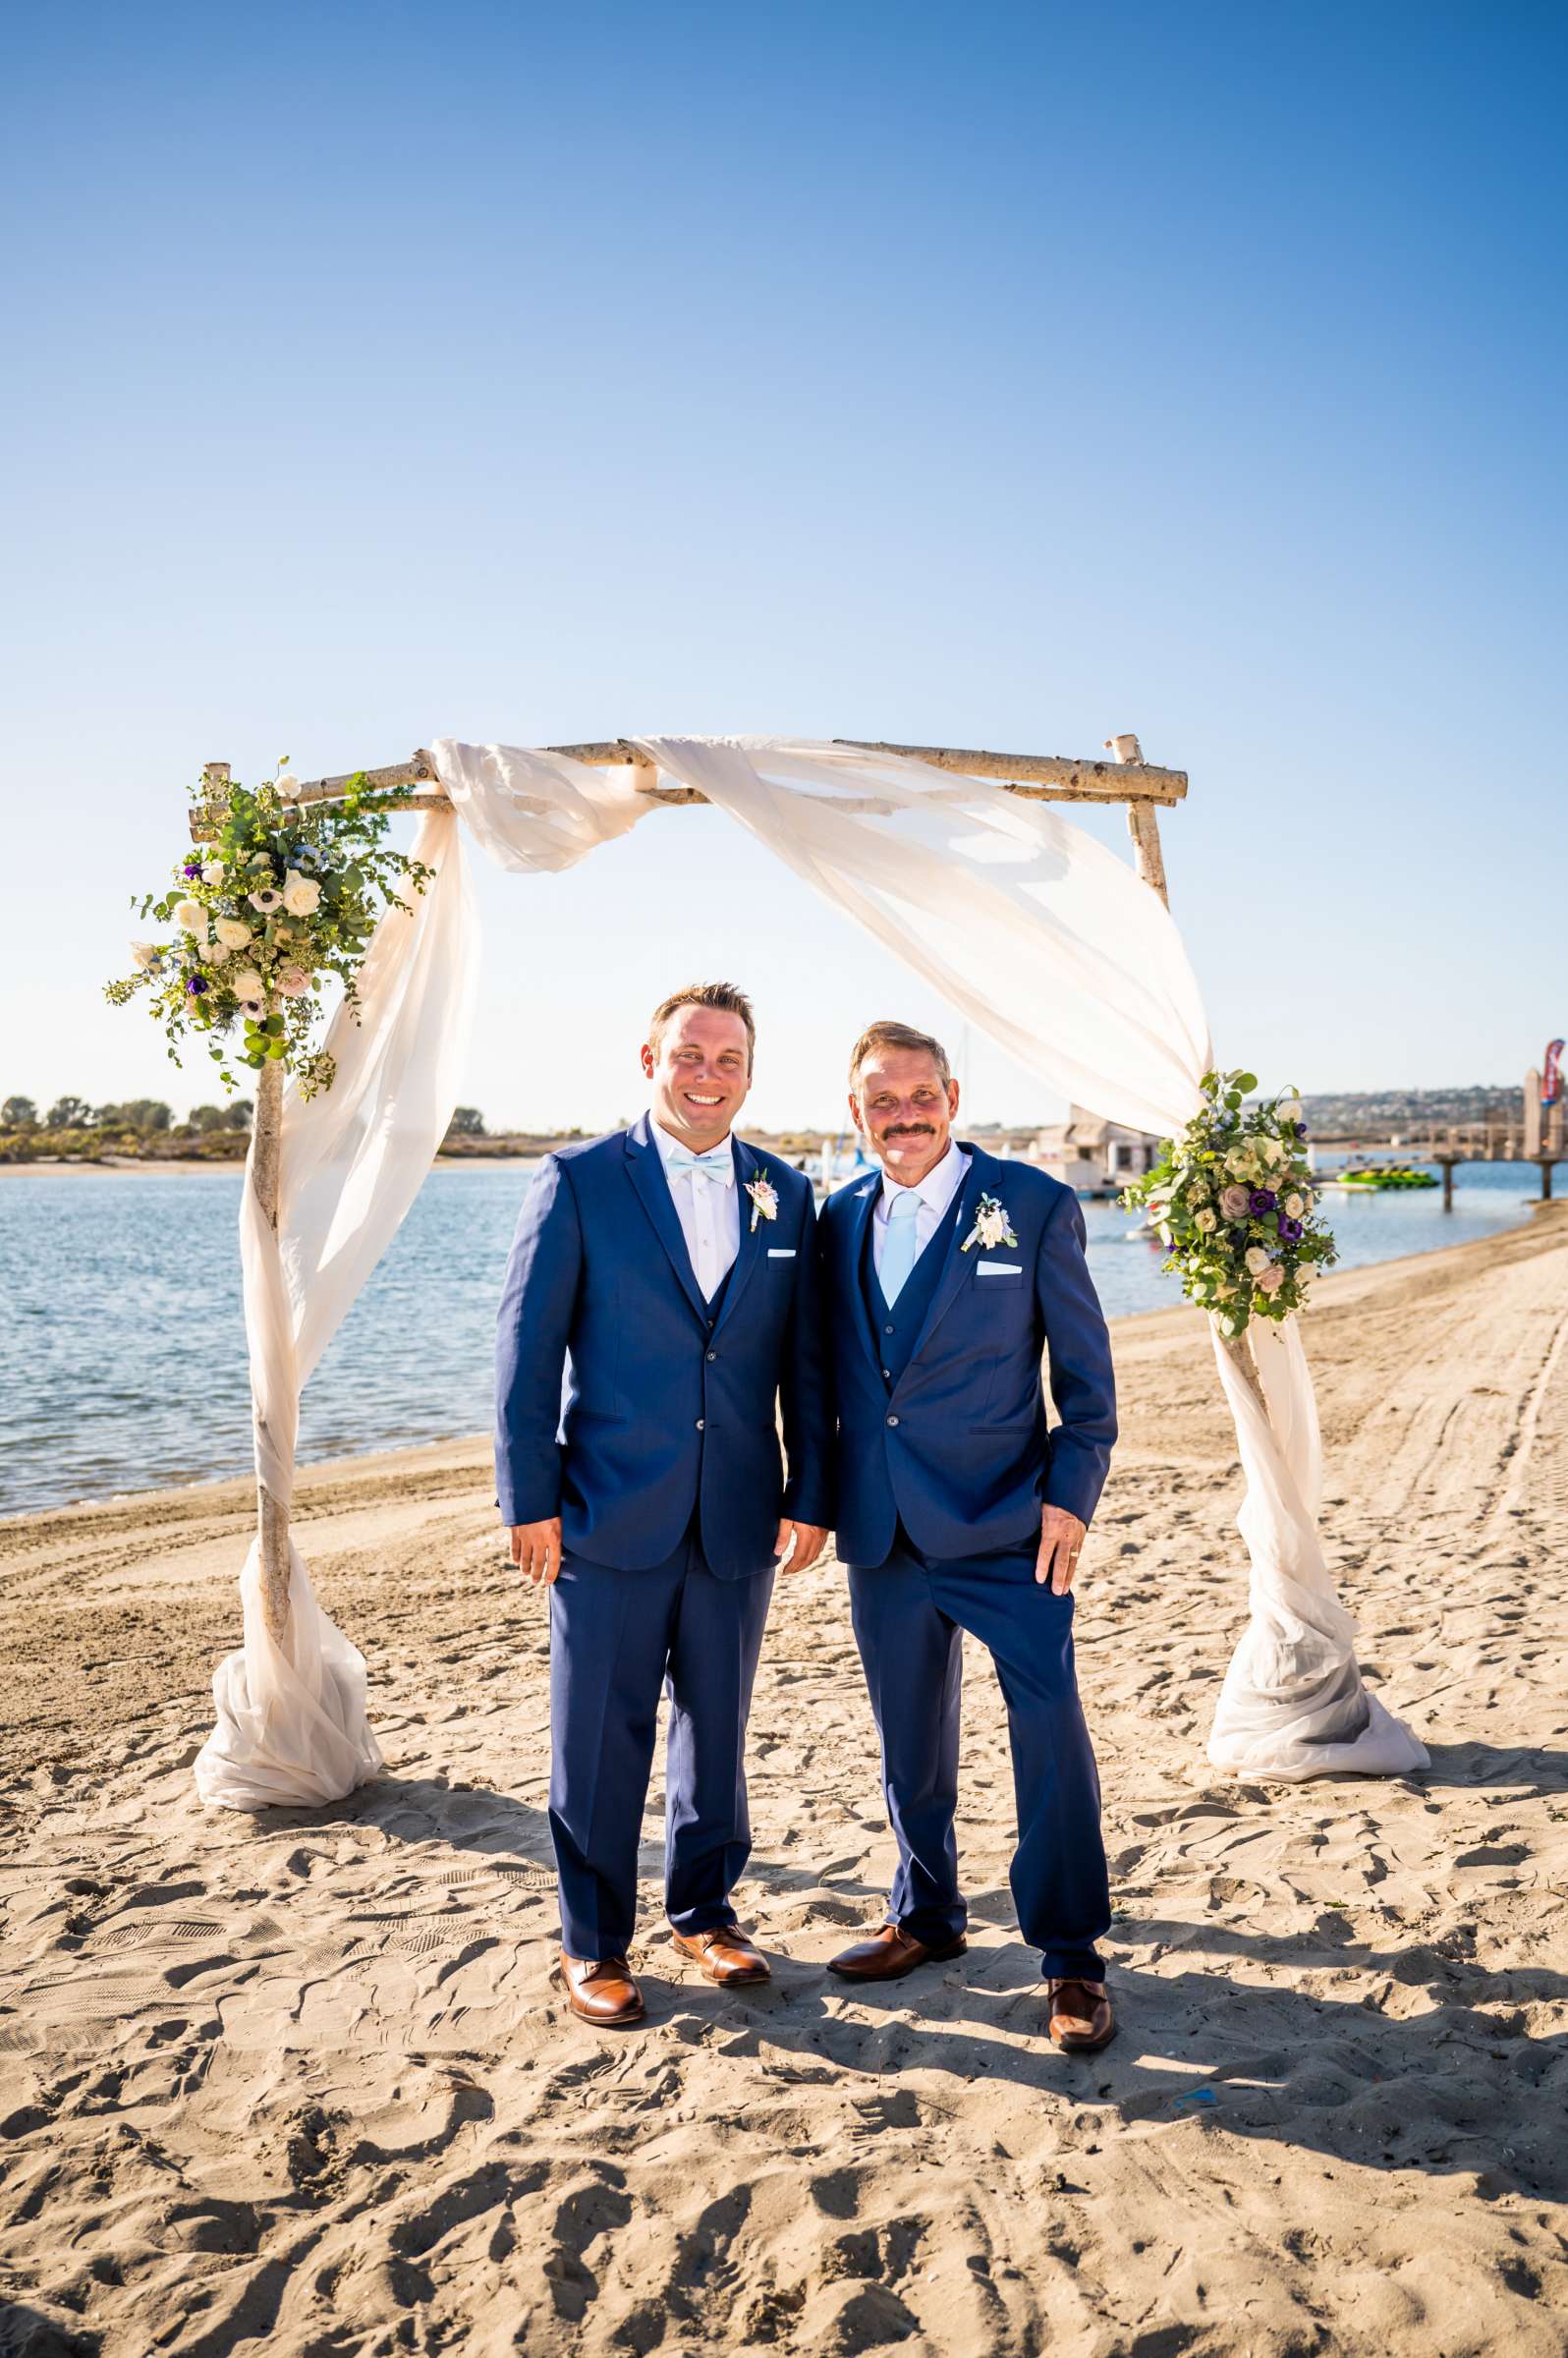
884, 1124, 936, 1139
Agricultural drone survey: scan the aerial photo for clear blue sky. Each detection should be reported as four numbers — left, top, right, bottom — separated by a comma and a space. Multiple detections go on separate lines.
4, 2, 1562, 1132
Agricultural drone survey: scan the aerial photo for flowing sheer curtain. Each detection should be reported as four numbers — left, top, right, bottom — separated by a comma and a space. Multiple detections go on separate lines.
194, 757, 648, 1808
196, 736, 1426, 1809
632, 740, 1427, 1782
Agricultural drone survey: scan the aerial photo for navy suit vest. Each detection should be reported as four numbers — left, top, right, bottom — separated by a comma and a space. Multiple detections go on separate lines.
859, 1191, 966, 1388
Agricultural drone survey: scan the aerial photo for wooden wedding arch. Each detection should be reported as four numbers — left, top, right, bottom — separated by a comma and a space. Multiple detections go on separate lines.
192, 733, 1187, 1639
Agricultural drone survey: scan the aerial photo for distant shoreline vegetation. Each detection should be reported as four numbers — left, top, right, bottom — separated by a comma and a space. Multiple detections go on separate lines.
0, 1086, 1525, 1168
0, 1099, 839, 1169
0, 1094, 254, 1165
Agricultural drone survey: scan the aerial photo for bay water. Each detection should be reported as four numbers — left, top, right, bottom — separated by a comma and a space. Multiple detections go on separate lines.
0, 1158, 1540, 1519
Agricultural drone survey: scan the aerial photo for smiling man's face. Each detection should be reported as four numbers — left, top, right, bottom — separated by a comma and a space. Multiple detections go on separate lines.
642, 1004, 754, 1151
851, 1045, 959, 1188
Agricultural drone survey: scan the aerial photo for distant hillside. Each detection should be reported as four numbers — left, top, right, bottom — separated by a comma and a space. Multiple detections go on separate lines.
1299, 1085, 1520, 1137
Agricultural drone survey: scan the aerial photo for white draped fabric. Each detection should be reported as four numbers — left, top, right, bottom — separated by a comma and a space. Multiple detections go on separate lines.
196, 736, 1426, 1809
1208, 1318, 1426, 1775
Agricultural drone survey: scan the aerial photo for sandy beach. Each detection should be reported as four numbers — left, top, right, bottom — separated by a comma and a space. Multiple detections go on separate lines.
2, 1210, 1565, 2357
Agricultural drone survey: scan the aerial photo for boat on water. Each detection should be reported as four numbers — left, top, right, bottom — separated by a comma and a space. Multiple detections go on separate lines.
814, 1133, 875, 1198
1320, 1163, 1438, 1192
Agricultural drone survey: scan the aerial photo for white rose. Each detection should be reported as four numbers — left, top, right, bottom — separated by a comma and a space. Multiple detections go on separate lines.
282, 873, 321, 916
215, 918, 252, 949
207, 939, 232, 965
233, 969, 265, 1001
1195, 1207, 1216, 1233
129, 939, 158, 969
276, 966, 310, 997
174, 898, 206, 934
1283, 1193, 1305, 1219
201, 860, 225, 885
1245, 1246, 1270, 1276
275, 772, 300, 800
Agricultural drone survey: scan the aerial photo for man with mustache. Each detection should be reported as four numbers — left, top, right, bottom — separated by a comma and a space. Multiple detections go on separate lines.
496, 982, 831, 2026
819, 1021, 1119, 2052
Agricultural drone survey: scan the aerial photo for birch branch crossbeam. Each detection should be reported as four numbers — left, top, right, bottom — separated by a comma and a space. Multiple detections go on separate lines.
189, 739, 1188, 839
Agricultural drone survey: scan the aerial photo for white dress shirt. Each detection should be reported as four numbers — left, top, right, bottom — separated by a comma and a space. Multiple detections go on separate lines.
651, 1117, 741, 1300
871, 1140, 971, 1277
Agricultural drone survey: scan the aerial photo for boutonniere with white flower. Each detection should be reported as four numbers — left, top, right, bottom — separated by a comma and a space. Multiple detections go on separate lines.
746, 1176, 779, 1233
960, 1192, 1018, 1253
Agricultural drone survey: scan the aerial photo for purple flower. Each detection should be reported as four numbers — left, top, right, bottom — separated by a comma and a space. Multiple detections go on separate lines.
1277, 1214, 1304, 1242
1249, 1188, 1277, 1214
186, 974, 209, 996
182, 860, 203, 879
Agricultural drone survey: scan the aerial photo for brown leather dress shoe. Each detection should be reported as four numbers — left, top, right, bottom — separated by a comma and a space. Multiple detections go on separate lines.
1047, 1978, 1115, 2053
671, 1927, 771, 1987
560, 1952, 645, 2026
827, 1923, 967, 1982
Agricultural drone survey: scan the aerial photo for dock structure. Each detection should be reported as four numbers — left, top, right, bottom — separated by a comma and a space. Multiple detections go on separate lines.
1316, 1081, 1565, 1208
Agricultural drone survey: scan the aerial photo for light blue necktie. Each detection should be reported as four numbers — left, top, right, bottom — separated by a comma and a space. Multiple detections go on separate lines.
879, 1187, 922, 1305
667, 1146, 733, 1185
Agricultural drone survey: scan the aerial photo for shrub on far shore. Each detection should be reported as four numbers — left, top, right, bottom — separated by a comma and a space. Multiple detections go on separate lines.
0, 1099, 253, 1165
0, 1128, 252, 1164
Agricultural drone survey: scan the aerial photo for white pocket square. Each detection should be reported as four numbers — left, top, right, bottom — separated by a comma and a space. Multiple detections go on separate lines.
977, 1260, 1022, 1276
767, 1247, 797, 1259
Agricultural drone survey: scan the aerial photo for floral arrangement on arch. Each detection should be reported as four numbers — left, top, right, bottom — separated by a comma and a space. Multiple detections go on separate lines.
1120, 1070, 1337, 1336
106, 764, 432, 1098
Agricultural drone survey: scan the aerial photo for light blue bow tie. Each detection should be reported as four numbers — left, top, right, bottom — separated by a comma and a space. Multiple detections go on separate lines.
667, 1146, 734, 1184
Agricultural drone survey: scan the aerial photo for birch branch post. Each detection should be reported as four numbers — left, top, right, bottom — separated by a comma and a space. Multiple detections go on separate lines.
200, 761, 294, 1643
249, 1046, 293, 1642
1106, 733, 1171, 901
1103, 735, 1270, 1419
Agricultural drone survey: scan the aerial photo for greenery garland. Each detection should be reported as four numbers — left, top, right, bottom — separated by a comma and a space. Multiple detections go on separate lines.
106, 763, 433, 1099
1120, 1069, 1338, 1336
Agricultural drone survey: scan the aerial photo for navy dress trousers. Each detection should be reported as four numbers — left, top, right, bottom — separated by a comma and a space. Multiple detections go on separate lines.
820, 1144, 1117, 1981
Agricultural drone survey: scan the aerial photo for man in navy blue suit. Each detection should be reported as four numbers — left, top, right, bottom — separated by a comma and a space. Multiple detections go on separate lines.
496, 982, 832, 2026
819, 1020, 1120, 2053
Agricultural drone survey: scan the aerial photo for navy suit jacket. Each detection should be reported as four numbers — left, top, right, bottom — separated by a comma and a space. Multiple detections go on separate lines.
821, 1144, 1117, 1567
495, 1113, 833, 1579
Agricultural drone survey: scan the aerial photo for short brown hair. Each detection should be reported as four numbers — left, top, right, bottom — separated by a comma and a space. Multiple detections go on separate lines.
648, 981, 756, 1068
849, 1020, 952, 1089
